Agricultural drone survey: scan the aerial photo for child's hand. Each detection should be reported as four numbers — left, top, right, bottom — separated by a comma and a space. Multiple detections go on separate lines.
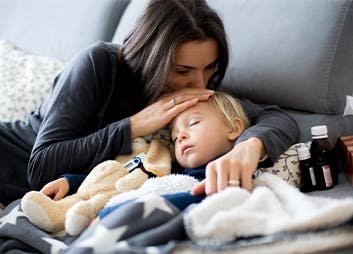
40, 177, 69, 201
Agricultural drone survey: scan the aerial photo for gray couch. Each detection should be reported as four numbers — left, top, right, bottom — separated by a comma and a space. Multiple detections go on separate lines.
0, 0, 353, 252
2, 0, 352, 176
1, 0, 352, 144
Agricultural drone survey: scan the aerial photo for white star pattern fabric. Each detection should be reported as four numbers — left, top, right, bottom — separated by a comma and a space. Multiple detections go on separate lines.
139, 194, 175, 218
1, 182, 353, 254
0, 196, 181, 254
0, 205, 24, 229
61, 194, 181, 253
41, 237, 68, 254
76, 224, 128, 252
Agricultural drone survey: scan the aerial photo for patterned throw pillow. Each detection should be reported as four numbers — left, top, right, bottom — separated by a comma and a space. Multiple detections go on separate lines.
0, 40, 65, 121
254, 142, 311, 188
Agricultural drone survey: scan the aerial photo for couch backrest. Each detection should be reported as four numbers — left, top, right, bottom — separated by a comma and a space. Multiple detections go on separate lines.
112, 0, 148, 45
209, 0, 353, 114
6, 0, 348, 114
0, 0, 130, 61
113, 0, 353, 115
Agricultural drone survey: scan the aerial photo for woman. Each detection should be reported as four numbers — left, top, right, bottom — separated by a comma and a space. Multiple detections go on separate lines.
0, 0, 298, 207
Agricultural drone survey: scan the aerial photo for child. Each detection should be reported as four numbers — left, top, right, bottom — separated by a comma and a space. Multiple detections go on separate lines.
40, 91, 249, 211
99, 91, 251, 216
170, 90, 249, 183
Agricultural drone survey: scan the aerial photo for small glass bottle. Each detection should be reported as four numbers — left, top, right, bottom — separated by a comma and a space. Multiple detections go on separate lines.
297, 146, 317, 192
310, 125, 334, 190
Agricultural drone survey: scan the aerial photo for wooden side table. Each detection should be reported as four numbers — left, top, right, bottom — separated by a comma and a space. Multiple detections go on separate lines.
339, 136, 353, 185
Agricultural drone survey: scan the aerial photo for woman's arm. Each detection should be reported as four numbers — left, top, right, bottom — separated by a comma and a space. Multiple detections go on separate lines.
193, 98, 299, 194
237, 98, 300, 163
28, 42, 133, 189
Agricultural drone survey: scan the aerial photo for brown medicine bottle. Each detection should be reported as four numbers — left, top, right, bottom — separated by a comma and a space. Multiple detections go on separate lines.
310, 125, 334, 190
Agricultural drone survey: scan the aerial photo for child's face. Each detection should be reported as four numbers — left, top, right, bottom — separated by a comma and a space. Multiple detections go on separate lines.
170, 101, 237, 169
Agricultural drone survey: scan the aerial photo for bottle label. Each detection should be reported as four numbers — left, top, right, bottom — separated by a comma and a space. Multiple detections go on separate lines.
309, 167, 316, 186
322, 165, 333, 187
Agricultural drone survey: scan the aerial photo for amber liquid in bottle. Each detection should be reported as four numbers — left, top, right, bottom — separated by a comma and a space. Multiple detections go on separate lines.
310, 125, 334, 190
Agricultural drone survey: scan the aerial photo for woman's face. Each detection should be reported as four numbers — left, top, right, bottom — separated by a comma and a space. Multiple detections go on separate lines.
165, 39, 218, 92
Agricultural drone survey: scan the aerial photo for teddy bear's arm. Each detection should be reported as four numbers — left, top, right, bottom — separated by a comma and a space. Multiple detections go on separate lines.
115, 168, 149, 193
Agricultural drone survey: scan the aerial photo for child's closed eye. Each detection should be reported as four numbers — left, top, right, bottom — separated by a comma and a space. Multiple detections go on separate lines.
188, 120, 200, 127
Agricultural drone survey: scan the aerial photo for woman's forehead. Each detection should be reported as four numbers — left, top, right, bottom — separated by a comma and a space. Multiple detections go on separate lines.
175, 39, 218, 67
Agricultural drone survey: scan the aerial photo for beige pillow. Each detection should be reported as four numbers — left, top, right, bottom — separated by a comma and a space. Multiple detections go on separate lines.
254, 142, 311, 188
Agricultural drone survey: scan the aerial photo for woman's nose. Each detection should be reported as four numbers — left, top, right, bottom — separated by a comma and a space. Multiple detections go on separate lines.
189, 71, 207, 88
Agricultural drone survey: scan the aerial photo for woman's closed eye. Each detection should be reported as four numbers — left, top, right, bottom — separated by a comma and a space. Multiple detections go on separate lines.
176, 68, 189, 75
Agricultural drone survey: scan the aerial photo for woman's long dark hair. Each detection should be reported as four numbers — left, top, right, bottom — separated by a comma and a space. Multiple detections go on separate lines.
122, 0, 229, 103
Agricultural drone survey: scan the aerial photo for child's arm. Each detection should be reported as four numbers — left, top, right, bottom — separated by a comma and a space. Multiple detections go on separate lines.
40, 174, 86, 200
40, 177, 70, 201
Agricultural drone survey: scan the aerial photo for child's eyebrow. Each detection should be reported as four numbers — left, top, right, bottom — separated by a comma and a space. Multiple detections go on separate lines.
170, 110, 204, 131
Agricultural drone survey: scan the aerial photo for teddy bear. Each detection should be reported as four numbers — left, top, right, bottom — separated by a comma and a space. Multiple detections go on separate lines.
21, 137, 172, 236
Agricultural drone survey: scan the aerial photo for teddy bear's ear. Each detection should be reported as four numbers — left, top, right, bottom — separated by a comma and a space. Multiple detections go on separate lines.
143, 139, 172, 177
115, 137, 150, 163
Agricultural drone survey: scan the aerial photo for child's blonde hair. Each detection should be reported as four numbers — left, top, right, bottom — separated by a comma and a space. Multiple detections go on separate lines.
209, 91, 250, 130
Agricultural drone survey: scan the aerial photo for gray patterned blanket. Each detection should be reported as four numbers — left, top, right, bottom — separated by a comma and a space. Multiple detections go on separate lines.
1, 174, 353, 254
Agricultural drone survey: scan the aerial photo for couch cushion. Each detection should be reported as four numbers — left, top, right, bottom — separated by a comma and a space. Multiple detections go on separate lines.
286, 109, 353, 145
209, 0, 353, 114
0, 40, 65, 121
0, 0, 130, 61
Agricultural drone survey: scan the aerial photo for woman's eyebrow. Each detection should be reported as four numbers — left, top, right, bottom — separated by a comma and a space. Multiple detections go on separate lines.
176, 59, 218, 69
176, 64, 194, 69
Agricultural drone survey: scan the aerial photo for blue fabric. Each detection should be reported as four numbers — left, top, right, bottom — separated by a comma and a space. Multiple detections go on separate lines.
182, 167, 206, 181
99, 199, 134, 219
63, 174, 87, 195
99, 191, 206, 219
162, 191, 206, 211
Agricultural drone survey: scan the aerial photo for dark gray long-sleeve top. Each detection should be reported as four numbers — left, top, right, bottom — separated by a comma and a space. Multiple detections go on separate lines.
24, 41, 299, 189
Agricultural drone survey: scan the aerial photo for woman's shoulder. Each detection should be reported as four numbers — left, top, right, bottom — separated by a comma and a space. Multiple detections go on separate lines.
87, 41, 120, 54
67, 41, 121, 68
84, 41, 121, 62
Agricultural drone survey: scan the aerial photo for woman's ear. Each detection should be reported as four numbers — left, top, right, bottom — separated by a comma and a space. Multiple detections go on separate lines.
227, 117, 244, 141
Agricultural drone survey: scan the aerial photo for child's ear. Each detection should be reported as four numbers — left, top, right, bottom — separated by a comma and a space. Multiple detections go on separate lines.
228, 117, 244, 141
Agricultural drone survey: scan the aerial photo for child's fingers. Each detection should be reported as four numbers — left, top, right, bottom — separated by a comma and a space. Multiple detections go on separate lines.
53, 191, 65, 201
40, 184, 54, 196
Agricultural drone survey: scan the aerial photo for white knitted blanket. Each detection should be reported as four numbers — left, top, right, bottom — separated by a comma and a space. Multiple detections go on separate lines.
184, 173, 353, 245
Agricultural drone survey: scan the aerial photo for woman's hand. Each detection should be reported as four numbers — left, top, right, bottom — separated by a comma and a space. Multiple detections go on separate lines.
40, 177, 70, 201
192, 137, 266, 195
130, 88, 214, 138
